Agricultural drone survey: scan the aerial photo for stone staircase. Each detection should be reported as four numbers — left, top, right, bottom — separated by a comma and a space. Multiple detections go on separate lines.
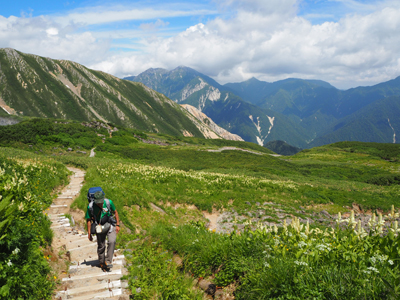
49, 167, 130, 300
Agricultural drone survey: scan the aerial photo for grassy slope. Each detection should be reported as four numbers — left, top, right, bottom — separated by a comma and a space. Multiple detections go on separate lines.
0, 49, 206, 138
3, 120, 400, 299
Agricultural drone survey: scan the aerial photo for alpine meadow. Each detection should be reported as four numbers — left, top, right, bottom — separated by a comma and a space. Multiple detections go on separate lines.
1, 115, 400, 299
1, 18, 400, 297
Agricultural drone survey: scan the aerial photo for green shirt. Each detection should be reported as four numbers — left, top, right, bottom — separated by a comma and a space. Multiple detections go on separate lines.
85, 199, 116, 223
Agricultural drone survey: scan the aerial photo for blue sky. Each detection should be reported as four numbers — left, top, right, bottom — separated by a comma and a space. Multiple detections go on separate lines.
1, 0, 400, 88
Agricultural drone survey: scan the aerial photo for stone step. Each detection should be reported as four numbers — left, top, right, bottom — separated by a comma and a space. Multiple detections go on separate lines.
51, 219, 70, 225
63, 235, 95, 244
58, 280, 126, 297
64, 236, 98, 248
51, 223, 71, 229
62, 268, 122, 282
72, 255, 124, 268
48, 213, 65, 218
68, 242, 97, 252
48, 207, 69, 214
67, 264, 123, 278
52, 217, 70, 223
66, 288, 123, 300
51, 204, 68, 208
69, 259, 124, 270
65, 238, 91, 247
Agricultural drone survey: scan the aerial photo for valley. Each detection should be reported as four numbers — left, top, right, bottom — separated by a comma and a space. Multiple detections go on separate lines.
1, 48, 400, 300
1, 119, 400, 299
128, 66, 400, 148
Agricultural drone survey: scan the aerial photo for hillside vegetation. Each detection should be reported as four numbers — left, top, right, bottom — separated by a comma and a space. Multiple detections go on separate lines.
1, 119, 400, 299
130, 67, 400, 148
0, 48, 206, 138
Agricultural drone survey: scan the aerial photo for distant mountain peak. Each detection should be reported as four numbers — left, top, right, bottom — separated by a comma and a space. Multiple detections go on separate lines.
246, 77, 261, 83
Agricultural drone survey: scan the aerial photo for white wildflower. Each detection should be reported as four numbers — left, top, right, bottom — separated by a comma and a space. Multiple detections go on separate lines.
388, 205, 399, 221
315, 244, 331, 252
356, 220, 367, 238
294, 260, 308, 266
298, 241, 307, 248
367, 267, 379, 274
345, 210, 357, 229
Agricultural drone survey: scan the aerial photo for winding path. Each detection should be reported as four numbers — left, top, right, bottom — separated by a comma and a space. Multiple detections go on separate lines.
207, 146, 281, 156
49, 167, 129, 300
90, 147, 96, 158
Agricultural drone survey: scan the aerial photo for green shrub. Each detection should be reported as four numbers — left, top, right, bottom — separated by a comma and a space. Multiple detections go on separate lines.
0, 149, 69, 299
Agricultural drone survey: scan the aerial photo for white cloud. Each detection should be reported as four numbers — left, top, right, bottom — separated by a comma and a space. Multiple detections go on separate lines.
54, 7, 216, 26
96, 0, 400, 89
140, 19, 170, 31
0, 15, 109, 63
46, 27, 59, 36
1, 0, 400, 89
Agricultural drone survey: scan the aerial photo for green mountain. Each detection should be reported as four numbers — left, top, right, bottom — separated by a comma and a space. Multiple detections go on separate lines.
125, 67, 312, 147
225, 76, 400, 141
0, 48, 214, 138
264, 140, 302, 156
309, 96, 400, 147
225, 77, 334, 107
125, 66, 400, 148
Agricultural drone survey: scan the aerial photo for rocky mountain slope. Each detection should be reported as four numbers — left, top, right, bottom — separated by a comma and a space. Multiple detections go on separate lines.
0, 48, 239, 141
128, 66, 400, 147
181, 104, 243, 141
126, 67, 311, 147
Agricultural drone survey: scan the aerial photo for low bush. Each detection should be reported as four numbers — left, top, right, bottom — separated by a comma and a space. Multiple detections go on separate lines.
151, 214, 400, 300
0, 148, 69, 299
125, 239, 203, 299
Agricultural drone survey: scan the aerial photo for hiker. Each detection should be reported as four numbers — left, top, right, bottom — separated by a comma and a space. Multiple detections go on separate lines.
85, 189, 120, 271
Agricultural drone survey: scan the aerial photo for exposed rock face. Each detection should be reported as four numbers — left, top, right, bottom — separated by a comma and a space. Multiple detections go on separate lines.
0, 117, 19, 126
181, 104, 244, 141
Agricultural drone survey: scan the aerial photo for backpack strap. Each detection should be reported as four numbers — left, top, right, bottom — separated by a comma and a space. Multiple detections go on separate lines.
88, 201, 102, 224
105, 199, 113, 215
89, 201, 96, 224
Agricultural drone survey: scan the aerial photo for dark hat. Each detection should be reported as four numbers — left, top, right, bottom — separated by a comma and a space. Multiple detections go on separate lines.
94, 191, 105, 203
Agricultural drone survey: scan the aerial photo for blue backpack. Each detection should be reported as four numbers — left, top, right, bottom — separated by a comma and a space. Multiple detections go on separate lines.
87, 187, 114, 225
87, 187, 105, 203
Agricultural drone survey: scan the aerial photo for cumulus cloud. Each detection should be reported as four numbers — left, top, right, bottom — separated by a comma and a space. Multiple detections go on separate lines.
101, 0, 400, 89
0, 15, 110, 63
1, 0, 400, 89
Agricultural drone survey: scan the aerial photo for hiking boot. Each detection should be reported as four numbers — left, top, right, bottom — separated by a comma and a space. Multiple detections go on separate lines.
99, 263, 110, 272
106, 263, 113, 269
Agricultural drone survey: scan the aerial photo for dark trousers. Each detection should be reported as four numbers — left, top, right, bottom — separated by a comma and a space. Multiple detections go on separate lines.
96, 225, 116, 265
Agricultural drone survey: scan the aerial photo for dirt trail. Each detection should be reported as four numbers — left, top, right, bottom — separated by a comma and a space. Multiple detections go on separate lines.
206, 146, 281, 157
49, 167, 129, 300
203, 211, 219, 231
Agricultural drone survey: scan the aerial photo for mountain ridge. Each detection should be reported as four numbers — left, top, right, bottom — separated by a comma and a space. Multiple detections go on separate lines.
125, 67, 312, 147
0, 48, 240, 141
126, 66, 400, 147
